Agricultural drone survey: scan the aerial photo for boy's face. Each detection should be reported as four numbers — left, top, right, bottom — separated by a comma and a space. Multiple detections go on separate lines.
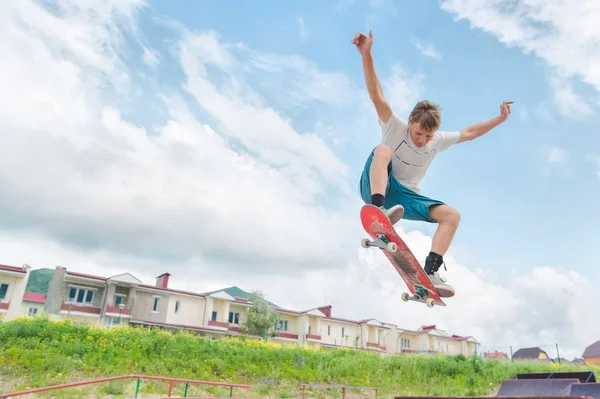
408, 121, 435, 147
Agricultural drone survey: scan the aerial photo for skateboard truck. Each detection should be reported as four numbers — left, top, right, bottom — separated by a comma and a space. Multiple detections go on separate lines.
401, 286, 435, 308
361, 234, 398, 253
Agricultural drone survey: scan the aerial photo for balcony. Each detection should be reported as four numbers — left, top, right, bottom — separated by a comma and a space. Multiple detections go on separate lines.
274, 332, 299, 340
208, 320, 228, 329
106, 305, 131, 316
61, 301, 101, 316
306, 334, 321, 341
367, 342, 386, 351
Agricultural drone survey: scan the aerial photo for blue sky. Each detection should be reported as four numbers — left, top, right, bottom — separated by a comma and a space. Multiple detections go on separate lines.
2, 0, 600, 360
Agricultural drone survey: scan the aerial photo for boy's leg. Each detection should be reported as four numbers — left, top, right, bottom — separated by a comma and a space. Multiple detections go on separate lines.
383, 179, 456, 298
359, 145, 404, 224
421, 204, 461, 298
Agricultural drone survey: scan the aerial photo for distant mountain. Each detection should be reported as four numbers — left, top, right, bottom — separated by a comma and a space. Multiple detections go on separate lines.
25, 268, 54, 294
201, 285, 279, 307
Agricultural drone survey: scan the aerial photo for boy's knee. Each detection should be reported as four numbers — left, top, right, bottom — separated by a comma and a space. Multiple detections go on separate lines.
447, 208, 461, 227
373, 144, 392, 162
431, 205, 461, 227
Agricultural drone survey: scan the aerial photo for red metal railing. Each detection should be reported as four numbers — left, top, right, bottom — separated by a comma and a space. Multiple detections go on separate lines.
1, 374, 251, 398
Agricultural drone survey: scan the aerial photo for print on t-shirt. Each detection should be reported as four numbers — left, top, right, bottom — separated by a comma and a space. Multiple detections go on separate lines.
393, 139, 437, 168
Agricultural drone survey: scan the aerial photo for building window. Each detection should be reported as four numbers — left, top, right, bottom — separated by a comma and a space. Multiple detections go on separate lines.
68, 287, 94, 305
0, 283, 8, 300
276, 320, 288, 331
211, 311, 217, 321
152, 297, 159, 312
28, 308, 38, 316
113, 294, 125, 306
328, 325, 331, 336
175, 301, 180, 313
341, 327, 345, 337
228, 312, 239, 324
401, 338, 411, 349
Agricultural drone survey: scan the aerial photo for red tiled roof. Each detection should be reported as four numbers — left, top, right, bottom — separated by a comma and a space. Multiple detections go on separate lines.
0, 264, 26, 273
138, 284, 207, 298
583, 341, 600, 358
23, 292, 47, 304
67, 271, 107, 281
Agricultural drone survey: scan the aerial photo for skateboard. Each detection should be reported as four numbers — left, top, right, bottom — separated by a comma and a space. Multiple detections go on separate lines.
360, 204, 446, 308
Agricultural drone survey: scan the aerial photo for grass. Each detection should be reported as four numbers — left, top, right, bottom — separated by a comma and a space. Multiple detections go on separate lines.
0, 316, 597, 398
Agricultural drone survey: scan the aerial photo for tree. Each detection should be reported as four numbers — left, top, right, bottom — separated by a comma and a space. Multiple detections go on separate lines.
240, 291, 279, 339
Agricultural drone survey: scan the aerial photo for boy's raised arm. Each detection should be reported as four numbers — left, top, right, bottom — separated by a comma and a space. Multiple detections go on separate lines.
352, 30, 392, 124
458, 101, 513, 143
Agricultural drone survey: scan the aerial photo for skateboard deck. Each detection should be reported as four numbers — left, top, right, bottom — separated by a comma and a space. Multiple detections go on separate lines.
360, 204, 445, 308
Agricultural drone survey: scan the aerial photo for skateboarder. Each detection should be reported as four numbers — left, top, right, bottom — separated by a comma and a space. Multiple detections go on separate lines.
352, 30, 512, 296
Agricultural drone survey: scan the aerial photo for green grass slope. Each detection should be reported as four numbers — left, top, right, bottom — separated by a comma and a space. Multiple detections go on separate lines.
0, 317, 596, 398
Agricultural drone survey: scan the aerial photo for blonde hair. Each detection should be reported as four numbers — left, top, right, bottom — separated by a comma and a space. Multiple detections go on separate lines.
408, 100, 441, 132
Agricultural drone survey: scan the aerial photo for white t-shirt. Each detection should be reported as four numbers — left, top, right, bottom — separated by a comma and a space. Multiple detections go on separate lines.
380, 113, 461, 194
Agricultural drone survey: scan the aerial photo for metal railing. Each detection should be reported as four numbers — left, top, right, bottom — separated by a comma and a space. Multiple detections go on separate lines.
1, 374, 251, 398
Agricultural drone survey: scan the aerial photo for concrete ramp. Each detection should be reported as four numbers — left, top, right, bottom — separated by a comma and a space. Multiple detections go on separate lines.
497, 379, 581, 397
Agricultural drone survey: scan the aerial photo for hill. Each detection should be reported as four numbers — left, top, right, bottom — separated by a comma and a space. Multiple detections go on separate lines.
24, 268, 54, 294
1, 317, 596, 398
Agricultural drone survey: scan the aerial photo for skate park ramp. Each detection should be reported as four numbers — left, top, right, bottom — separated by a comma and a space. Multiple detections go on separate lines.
497, 371, 600, 398
497, 379, 581, 396
394, 371, 600, 399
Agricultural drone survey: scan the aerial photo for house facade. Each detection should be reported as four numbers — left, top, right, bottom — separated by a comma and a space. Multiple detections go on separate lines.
3, 264, 479, 357
512, 347, 553, 362
583, 341, 600, 365
0, 264, 31, 321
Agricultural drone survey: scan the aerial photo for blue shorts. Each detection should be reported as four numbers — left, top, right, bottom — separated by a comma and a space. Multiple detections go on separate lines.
359, 149, 444, 223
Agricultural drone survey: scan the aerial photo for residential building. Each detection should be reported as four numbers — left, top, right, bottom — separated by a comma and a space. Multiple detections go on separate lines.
583, 341, 600, 365
484, 350, 509, 360
4, 264, 480, 357
22, 292, 46, 317
0, 263, 31, 320
512, 347, 553, 362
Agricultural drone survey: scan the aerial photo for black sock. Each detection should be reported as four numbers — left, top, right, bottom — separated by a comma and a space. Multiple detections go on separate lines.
424, 251, 443, 274
371, 194, 385, 207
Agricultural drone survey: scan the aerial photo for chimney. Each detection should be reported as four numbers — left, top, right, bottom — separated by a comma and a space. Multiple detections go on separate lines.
318, 305, 332, 317
156, 273, 170, 289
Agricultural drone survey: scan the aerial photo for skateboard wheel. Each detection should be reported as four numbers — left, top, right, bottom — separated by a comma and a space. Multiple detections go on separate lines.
361, 238, 370, 248
401, 293, 409, 302
386, 242, 398, 253
426, 298, 435, 308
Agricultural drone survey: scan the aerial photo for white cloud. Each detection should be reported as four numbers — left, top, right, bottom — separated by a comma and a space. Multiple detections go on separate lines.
382, 65, 424, 115
0, 0, 359, 277
440, 0, 600, 118
411, 37, 442, 61
142, 45, 160, 67
549, 74, 593, 118
535, 102, 554, 123
297, 16, 308, 41
546, 146, 569, 163
587, 155, 600, 178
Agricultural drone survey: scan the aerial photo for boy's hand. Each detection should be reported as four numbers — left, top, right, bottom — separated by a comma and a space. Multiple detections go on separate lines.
499, 101, 514, 121
352, 30, 374, 56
